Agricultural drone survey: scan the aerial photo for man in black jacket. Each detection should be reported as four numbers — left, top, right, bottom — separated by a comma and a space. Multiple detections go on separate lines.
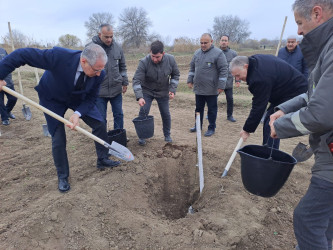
230, 54, 307, 148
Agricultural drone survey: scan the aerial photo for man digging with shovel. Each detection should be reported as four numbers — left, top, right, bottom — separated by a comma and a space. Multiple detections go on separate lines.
270, 0, 333, 249
0, 44, 120, 193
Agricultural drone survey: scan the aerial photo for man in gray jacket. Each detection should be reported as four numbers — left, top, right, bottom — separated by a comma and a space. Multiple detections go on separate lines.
90, 24, 129, 130
220, 35, 239, 122
187, 33, 228, 136
133, 40, 180, 145
270, 1, 333, 248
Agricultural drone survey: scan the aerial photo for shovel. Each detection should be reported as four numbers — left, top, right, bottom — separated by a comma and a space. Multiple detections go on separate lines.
221, 137, 244, 177
8, 22, 32, 121
2, 86, 134, 161
292, 142, 313, 162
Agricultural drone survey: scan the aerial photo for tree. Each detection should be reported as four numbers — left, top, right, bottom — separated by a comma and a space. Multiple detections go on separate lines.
2, 29, 27, 48
117, 7, 152, 48
211, 15, 251, 43
84, 12, 115, 40
58, 34, 81, 48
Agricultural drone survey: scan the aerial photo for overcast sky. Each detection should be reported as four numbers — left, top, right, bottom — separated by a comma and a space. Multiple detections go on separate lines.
0, 0, 300, 46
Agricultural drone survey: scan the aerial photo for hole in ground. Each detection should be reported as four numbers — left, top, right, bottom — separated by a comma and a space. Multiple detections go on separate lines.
146, 144, 200, 220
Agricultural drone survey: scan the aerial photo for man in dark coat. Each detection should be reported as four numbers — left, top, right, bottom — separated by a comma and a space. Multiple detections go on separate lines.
230, 54, 308, 149
0, 44, 120, 193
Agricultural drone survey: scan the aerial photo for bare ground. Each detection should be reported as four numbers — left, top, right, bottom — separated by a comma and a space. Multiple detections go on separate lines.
0, 63, 313, 249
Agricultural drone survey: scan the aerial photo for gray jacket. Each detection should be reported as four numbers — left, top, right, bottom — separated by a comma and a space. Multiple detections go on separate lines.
0, 48, 14, 88
222, 47, 238, 89
187, 45, 228, 95
132, 54, 180, 100
274, 17, 333, 184
90, 36, 128, 98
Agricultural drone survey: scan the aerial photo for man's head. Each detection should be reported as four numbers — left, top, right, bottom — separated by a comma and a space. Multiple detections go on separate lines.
230, 56, 249, 82
98, 24, 114, 46
200, 33, 213, 52
286, 35, 298, 52
292, 0, 333, 35
150, 40, 165, 64
220, 35, 229, 50
80, 44, 107, 77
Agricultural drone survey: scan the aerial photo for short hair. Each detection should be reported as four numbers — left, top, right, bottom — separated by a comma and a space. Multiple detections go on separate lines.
150, 40, 164, 54
292, 0, 333, 20
201, 33, 212, 39
99, 24, 113, 33
220, 35, 229, 40
230, 56, 249, 71
287, 35, 297, 40
81, 44, 107, 65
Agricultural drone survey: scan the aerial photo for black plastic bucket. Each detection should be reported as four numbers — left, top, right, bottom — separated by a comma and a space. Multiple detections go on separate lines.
237, 145, 297, 197
132, 115, 154, 139
107, 129, 127, 147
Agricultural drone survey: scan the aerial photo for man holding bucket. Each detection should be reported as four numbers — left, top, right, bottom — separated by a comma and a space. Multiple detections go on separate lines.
270, 0, 333, 248
132, 40, 180, 145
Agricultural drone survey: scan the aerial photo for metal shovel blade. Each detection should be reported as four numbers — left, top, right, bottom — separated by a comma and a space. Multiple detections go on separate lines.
22, 104, 32, 121
42, 124, 51, 137
108, 141, 134, 161
292, 142, 313, 162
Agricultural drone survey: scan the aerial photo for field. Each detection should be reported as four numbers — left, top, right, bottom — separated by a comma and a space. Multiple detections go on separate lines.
0, 50, 313, 249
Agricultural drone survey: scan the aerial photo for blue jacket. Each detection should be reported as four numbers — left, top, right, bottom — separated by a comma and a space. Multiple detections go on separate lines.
243, 54, 308, 133
0, 47, 105, 135
0, 48, 14, 88
278, 45, 308, 79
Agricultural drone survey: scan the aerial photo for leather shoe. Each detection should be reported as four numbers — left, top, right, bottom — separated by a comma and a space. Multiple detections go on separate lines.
97, 158, 120, 170
164, 135, 172, 143
204, 129, 215, 137
8, 112, 15, 119
189, 126, 196, 133
2, 120, 10, 126
58, 178, 70, 192
227, 116, 236, 122
138, 138, 146, 146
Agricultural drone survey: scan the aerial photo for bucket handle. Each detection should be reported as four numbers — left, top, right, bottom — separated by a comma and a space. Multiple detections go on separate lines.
264, 138, 277, 160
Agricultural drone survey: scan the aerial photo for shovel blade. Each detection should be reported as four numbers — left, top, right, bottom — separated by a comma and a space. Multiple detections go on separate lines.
22, 105, 32, 121
292, 142, 313, 162
108, 141, 134, 161
42, 124, 51, 137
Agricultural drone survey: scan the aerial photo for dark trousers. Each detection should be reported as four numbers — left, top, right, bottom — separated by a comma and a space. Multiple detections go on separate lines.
195, 94, 218, 131
52, 115, 109, 179
294, 176, 333, 250
223, 88, 233, 118
139, 93, 171, 137
262, 107, 280, 149
0, 85, 17, 121
95, 93, 124, 130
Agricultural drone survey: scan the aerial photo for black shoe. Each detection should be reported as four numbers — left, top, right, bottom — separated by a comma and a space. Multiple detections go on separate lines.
164, 135, 172, 143
189, 126, 196, 133
2, 120, 10, 126
138, 138, 146, 146
227, 116, 236, 122
58, 178, 70, 192
97, 158, 120, 170
204, 129, 215, 137
8, 112, 15, 119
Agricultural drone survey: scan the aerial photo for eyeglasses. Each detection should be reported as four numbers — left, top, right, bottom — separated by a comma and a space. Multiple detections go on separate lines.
90, 64, 104, 73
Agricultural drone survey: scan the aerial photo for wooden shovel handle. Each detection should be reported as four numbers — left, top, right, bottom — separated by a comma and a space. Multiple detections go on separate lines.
2, 86, 108, 147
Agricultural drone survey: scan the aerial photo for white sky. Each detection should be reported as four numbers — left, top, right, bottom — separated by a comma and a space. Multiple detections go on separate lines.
0, 0, 300, 46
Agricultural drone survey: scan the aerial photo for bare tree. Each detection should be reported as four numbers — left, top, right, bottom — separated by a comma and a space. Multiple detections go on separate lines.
211, 15, 251, 43
84, 12, 115, 40
2, 29, 27, 48
58, 34, 82, 48
117, 7, 152, 48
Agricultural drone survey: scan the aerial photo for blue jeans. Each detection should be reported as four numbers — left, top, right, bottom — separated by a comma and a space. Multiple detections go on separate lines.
223, 88, 233, 118
0, 84, 17, 121
95, 94, 123, 129
139, 93, 171, 137
195, 94, 218, 131
294, 176, 333, 250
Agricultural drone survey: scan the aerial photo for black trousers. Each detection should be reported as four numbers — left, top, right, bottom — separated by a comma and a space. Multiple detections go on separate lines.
224, 88, 233, 118
195, 94, 218, 131
51, 115, 109, 179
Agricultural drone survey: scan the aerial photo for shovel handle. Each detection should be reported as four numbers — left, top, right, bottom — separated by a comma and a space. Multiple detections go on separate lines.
221, 137, 243, 177
2, 86, 108, 147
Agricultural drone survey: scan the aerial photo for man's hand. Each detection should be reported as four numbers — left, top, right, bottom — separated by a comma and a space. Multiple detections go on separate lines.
122, 85, 127, 94
218, 88, 224, 94
235, 81, 241, 88
240, 130, 250, 142
187, 83, 193, 89
0, 80, 7, 91
270, 122, 278, 138
138, 98, 146, 107
269, 110, 285, 127
169, 92, 175, 100
67, 113, 80, 130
